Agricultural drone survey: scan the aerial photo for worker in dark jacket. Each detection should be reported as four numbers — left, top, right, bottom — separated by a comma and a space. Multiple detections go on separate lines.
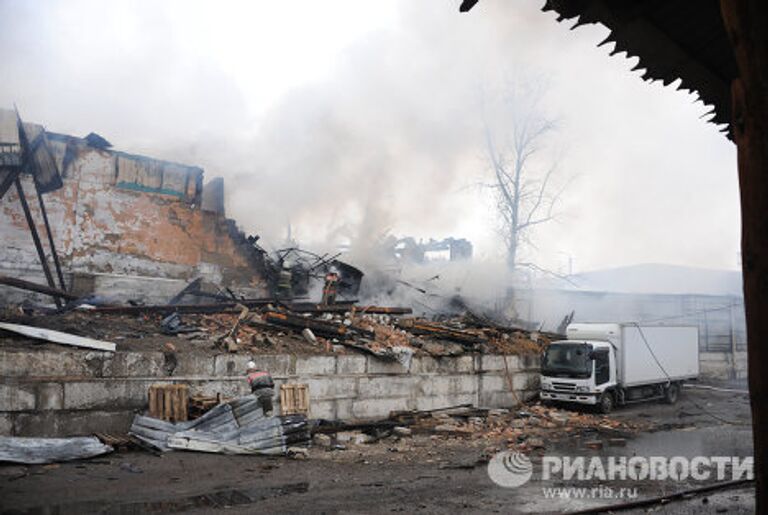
246, 361, 275, 416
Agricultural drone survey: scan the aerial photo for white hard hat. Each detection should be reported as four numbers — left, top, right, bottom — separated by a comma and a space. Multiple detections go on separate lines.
247, 361, 256, 369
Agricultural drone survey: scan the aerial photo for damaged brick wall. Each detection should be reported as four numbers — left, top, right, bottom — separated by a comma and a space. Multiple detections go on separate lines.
0, 132, 266, 296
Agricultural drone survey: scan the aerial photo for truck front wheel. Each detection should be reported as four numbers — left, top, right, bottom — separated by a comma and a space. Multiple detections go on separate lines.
663, 383, 680, 404
598, 392, 614, 414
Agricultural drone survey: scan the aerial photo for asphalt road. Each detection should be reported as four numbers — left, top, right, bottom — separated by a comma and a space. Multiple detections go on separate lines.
0, 385, 754, 514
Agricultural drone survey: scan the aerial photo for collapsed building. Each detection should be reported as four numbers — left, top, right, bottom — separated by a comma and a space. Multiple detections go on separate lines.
391, 236, 473, 264
0, 108, 268, 304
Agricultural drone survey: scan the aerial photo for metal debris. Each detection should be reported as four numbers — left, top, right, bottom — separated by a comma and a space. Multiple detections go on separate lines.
0, 436, 113, 464
129, 395, 310, 455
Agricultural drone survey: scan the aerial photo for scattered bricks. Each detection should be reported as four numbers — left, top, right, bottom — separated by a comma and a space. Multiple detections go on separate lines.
585, 440, 603, 450
608, 438, 627, 447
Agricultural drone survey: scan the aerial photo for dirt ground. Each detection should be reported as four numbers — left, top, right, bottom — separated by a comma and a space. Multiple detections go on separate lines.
0, 385, 754, 514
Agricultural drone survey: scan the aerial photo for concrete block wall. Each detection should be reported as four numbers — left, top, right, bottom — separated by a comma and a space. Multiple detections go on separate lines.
0, 349, 540, 437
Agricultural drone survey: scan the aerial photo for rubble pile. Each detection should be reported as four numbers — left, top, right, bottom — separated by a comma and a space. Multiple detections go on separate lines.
0, 291, 550, 359
309, 403, 648, 459
387, 404, 642, 448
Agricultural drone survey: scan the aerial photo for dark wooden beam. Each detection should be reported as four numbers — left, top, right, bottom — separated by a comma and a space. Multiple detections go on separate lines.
0, 275, 77, 301
33, 180, 67, 291
720, 0, 768, 510
14, 178, 62, 308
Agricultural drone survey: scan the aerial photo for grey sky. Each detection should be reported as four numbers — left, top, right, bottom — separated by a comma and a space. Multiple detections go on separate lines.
0, 0, 740, 274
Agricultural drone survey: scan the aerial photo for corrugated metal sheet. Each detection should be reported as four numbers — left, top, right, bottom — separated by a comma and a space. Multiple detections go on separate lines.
462, 1, 737, 137
540, 0, 736, 136
22, 122, 63, 193
129, 395, 310, 455
0, 436, 113, 464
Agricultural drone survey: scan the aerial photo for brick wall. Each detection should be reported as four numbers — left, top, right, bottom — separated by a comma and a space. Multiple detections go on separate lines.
0, 134, 266, 302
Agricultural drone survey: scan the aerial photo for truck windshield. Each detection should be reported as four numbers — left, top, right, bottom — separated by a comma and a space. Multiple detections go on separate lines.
542, 342, 592, 378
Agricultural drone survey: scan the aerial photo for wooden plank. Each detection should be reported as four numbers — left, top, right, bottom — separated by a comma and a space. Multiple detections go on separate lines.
164, 388, 172, 421
148, 387, 157, 419
0, 322, 116, 352
721, 1, 768, 509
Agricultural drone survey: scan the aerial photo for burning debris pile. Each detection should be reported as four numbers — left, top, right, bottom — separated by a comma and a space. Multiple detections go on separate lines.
0, 281, 551, 359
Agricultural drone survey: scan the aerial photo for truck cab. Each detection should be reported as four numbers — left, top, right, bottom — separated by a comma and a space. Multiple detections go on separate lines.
540, 340, 616, 412
539, 323, 698, 413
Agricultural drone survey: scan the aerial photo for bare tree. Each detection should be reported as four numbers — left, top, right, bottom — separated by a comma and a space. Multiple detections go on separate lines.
481, 79, 566, 272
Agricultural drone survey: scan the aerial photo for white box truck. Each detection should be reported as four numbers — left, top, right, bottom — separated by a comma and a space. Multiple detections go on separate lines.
539, 323, 699, 413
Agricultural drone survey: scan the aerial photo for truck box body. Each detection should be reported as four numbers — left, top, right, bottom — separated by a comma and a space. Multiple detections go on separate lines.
566, 324, 699, 387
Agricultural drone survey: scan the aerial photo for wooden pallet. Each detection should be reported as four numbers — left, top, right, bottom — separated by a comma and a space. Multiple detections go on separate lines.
280, 383, 310, 416
147, 383, 189, 422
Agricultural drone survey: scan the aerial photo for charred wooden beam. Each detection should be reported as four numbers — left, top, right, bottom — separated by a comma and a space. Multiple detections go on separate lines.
91, 299, 277, 315
33, 181, 66, 291
353, 306, 413, 315
14, 178, 61, 309
262, 310, 374, 339
287, 302, 412, 315
395, 318, 486, 346
0, 275, 78, 301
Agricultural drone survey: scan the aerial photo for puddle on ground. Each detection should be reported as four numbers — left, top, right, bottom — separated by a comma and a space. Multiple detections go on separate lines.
2, 482, 310, 515
548, 425, 753, 459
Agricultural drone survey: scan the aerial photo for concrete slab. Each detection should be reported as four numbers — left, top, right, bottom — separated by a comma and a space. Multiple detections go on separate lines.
296, 356, 336, 376
336, 355, 366, 375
